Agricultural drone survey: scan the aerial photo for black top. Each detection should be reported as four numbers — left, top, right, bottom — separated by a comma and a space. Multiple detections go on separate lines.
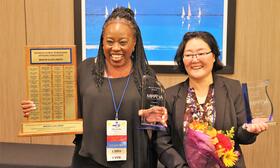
74, 58, 156, 168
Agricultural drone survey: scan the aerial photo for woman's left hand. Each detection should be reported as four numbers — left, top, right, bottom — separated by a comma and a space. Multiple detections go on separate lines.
242, 119, 269, 134
138, 106, 168, 127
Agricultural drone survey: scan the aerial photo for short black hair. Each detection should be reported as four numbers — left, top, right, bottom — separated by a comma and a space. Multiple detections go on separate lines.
174, 31, 224, 74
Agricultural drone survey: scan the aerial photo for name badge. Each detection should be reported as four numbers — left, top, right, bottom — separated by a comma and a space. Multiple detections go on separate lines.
106, 120, 127, 161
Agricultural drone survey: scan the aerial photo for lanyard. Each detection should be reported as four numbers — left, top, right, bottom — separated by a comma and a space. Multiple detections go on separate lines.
107, 74, 131, 120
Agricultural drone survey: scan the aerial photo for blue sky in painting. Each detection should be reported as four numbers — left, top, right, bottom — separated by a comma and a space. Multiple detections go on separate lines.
84, 0, 225, 64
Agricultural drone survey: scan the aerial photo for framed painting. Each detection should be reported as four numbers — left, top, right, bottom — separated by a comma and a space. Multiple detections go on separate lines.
74, 0, 236, 73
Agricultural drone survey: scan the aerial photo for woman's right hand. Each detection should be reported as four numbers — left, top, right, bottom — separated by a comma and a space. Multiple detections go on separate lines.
138, 106, 168, 127
21, 100, 36, 117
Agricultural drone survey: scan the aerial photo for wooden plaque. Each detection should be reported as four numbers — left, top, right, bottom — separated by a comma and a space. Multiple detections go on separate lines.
19, 45, 83, 136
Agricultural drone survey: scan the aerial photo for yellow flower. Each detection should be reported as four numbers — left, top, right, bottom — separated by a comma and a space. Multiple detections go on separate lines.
226, 127, 235, 139
210, 137, 219, 146
222, 149, 238, 167
206, 127, 217, 138
216, 148, 225, 158
189, 121, 208, 132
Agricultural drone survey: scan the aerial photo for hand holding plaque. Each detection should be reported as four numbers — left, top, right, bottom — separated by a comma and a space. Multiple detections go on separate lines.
140, 75, 166, 131
242, 80, 276, 125
19, 45, 83, 136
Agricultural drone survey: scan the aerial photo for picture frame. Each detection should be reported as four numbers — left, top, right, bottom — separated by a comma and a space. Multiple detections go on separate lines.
74, 0, 236, 74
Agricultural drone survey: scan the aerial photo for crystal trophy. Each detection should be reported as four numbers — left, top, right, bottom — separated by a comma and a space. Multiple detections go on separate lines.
141, 75, 166, 131
242, 80, 275, 125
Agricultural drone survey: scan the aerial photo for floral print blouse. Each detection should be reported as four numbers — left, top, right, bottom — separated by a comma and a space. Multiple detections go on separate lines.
183, 84, 216, 132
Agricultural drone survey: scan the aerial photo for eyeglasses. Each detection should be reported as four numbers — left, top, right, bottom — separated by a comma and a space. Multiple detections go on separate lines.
184, 51, 212, 59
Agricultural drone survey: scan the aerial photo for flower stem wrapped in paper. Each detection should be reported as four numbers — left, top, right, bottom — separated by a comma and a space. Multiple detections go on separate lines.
184, 121, 239, 168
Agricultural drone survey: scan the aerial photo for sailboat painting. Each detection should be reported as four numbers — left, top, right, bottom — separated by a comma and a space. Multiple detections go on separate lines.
83, 0, 235, 73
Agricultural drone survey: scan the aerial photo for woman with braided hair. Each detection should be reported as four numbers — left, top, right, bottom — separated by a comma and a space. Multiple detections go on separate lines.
70, 7, 163, 168
21, 7, 187, 168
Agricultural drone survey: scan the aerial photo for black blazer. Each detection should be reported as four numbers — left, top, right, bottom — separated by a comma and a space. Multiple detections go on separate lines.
156, 75, 258, 168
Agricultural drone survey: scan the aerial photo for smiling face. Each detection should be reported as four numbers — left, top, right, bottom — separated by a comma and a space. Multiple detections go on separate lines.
183, 38, 215, 81
102, 19, 136, 71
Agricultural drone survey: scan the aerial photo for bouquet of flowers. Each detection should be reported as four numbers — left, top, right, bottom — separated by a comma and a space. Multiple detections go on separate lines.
184, 121, 239, 168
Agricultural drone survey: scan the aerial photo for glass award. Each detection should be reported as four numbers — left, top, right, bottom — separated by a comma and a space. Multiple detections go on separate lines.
242, 80, 275, 125
141, 75, 166, 131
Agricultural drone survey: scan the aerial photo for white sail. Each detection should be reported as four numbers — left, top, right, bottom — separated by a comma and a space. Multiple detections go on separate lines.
187, 3, 191, 20
198, 7, 202, 18
105, 6, 109, 18
181, 6, 185, 19
198, 7, 202, 24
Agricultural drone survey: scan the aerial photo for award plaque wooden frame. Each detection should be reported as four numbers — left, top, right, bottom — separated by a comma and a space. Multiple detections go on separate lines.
19, 45, 83, 136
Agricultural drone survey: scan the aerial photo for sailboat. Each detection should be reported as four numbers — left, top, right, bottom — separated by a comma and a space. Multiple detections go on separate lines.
181, 6, 185, 19
198, 7, 202, 24
105, 6, 109, 18
187, 3, 191, 20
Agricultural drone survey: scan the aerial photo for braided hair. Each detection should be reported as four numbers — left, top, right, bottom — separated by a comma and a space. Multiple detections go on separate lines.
92, 7, 155, 94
